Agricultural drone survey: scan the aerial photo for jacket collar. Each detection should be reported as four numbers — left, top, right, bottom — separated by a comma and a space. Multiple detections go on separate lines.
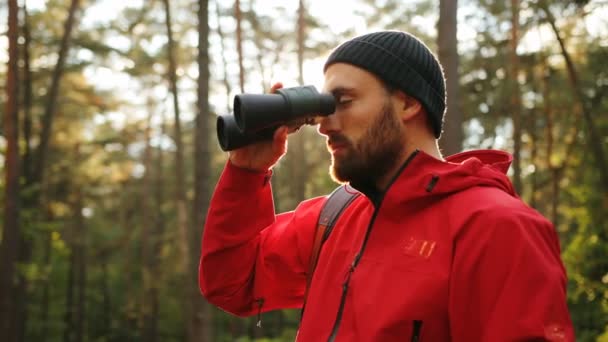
350, 149, 515, 208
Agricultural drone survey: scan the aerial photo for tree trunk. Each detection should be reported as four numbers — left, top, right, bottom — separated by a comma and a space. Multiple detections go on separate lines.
191, 0, 213, 341
40, 230, 52, 342
437, 0, 462, 156
235, 0, 245, 92
292, 0, 308, 203
542, 63, 560, 226
100, 256, 111, 341
63, 244, 76, 342
539, 1, 608, 193
162, 0, 192, 338
21, 2, 33, 182
141, 99, 158, 342
510, 0, 523, 194
153, 110, 168, 341
31, 4, 81, 338
162, 0, 190, 273
529, 104, 539, 209
214, 1, 233, 113
33, 0, 81, 186
0, 1, 21, 341
73, 189, 87, 342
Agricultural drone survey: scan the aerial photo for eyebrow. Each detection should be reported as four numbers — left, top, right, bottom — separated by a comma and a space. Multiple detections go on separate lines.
329, 86, 355, 97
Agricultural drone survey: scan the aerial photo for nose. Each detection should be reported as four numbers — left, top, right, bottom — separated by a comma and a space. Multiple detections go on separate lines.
317, 112, 339, 137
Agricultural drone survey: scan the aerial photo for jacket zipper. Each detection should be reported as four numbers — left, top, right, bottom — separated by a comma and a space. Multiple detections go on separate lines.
326, 151, 419, 342
327, 211, 380, 342
411, 320, 423, 342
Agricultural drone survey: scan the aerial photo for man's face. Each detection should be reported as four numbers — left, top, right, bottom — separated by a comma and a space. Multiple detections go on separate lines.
320, 63, 406, 185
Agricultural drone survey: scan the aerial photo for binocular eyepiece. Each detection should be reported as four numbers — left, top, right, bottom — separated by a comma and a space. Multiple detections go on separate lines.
216, 85, 336, 151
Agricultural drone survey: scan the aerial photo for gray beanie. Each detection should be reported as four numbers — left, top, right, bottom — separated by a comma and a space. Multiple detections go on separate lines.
324, 31, 446, 138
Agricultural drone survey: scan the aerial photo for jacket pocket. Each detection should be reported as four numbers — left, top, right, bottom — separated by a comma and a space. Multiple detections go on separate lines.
411, 320, 423, 342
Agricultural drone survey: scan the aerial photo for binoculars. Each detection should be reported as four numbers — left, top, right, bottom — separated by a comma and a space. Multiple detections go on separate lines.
216, 85, 336, 151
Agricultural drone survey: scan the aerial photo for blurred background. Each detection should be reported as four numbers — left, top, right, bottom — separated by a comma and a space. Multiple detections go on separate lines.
0, 0, 607, 341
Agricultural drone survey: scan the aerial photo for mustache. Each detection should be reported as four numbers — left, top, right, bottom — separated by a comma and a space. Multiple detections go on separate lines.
327, 134, 351, 147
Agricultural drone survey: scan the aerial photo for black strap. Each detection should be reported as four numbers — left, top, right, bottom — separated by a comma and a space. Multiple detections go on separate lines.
301, 185, 359, 319
318, 185, 360, 242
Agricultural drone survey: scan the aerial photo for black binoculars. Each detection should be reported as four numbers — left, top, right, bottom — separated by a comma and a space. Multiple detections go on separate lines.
216, 85, 336, 151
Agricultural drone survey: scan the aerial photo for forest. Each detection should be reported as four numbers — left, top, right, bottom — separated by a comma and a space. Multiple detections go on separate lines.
0, 0, 607, 341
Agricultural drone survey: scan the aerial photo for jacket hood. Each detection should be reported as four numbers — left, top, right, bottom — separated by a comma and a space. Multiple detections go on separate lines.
373, 149, 517, 207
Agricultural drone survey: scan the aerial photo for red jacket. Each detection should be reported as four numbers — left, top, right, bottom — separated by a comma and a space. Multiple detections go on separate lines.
199, 150, 574, 341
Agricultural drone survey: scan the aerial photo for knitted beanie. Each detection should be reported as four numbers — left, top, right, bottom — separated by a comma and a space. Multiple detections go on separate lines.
324, 31, 446, 138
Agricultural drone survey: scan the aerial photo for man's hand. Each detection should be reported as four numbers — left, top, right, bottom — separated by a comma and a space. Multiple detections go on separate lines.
229, 83, 289, 172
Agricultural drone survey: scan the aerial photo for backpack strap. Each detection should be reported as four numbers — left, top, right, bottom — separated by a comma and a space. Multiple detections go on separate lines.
301, 185, 359, 317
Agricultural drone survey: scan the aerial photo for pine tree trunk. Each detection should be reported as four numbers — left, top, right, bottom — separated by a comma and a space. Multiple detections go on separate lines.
510, 0, 523, 194
235, 0, 245, 93
34, 0, 81, 185
63, 247, 75, 342
214, 1, 233, 113
290, 0, 308, 204
0, 1, 21, 341
191, 0, 213, 341
141, 100, 158, 342
437, 0, 462, 156
21, 2, 33, 182
73, 189, 86, 342
162, 2, 193, 339
542, 64, 559, 225
153, 111, 168, 341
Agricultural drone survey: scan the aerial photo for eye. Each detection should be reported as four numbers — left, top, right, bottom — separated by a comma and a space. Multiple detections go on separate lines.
337, 96, 353, 106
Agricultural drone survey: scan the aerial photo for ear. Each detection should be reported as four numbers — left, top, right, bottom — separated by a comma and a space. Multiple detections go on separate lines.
393, 91, 422, 122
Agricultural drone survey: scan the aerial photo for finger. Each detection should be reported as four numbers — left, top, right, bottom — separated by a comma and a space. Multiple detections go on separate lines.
273, 125, 289, 141
273, 126, 289, 156
270, 82, 284, 93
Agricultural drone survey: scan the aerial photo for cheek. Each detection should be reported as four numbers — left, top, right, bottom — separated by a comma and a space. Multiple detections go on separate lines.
343, 108, 373, 132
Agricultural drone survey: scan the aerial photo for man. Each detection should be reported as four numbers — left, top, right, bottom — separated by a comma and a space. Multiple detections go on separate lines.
199, 31, 574, 341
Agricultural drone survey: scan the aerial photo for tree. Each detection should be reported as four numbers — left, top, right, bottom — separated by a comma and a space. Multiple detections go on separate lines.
191, 0, 213, 341
437, 0, 462, 156
509, 0, 523, 193
0, 1, 22, 341
235, 0, 245, 93
538, 0, 608, 194
161, 0, 194, 339
33, 0, 81, 187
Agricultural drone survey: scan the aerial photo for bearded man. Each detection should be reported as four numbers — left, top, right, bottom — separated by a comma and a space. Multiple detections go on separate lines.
198, 31, 574, 341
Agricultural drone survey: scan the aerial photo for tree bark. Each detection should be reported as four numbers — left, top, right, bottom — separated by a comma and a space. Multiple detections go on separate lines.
510, 0, 523, 194
63, 245, 76, 342
141, 98, 158, 342
21, 2, 33, 182
161, 0, 193, 339
0, 1, 21, 341
288, 0, 308, 205
153, 110, 168, 341
191, 0, 213, 341
214, 1, 233, 113
235, 0, 245, 92
437, 0, 462, 156
73, 189, 87, 342
33, 0, 81, 186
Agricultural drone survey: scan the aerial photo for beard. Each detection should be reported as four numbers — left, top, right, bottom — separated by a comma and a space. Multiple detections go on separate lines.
328, 101, 406, 186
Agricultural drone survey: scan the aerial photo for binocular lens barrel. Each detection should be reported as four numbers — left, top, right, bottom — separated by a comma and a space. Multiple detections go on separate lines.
234, 85, 335, 133
216, 85, 335, 151
233, 94, 286, 133
216, 114, 276, 151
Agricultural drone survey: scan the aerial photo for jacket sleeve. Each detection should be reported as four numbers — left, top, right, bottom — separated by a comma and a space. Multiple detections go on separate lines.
449, 207, 575, 341
198, 161, 324, 317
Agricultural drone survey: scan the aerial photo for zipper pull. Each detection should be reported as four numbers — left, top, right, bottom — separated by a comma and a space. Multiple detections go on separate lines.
255, 298, 264, 328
